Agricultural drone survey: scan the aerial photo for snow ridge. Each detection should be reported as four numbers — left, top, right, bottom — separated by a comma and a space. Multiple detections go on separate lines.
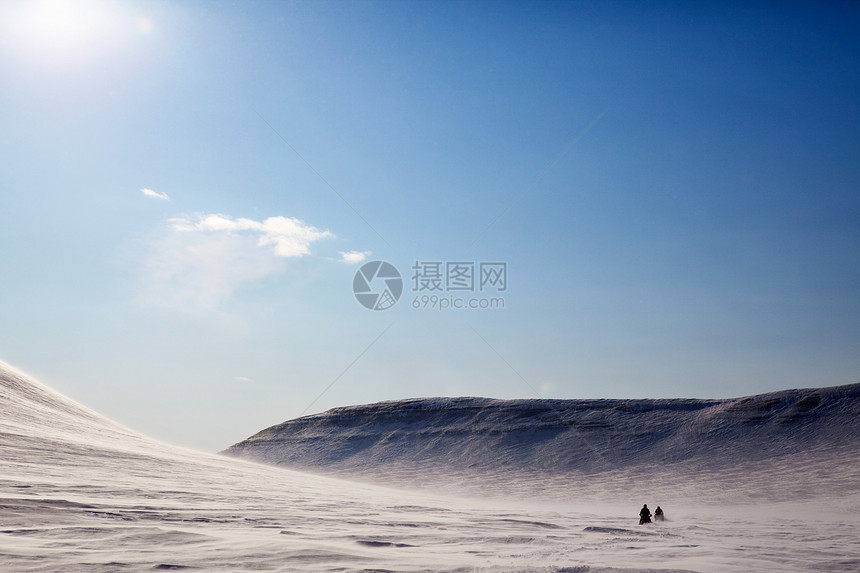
223, 385, 860, 484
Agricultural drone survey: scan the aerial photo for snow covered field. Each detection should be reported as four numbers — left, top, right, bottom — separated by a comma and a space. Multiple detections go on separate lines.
1, 360, 859, 572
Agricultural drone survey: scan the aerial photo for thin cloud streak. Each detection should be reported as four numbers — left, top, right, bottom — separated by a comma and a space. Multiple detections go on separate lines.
339, 250, 371, 264
141, 188, 170, 200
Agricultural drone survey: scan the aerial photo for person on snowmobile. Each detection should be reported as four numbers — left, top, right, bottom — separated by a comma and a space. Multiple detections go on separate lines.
639, 504, 652, 525
654, 506, 664, 521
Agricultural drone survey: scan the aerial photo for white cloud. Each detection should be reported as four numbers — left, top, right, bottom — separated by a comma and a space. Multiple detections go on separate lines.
169, 214, 333, 257
258, 216, 334, 257
234, 376, 255, 383
338, 250, 371, 264
139, 213, 333, 311
141, 187, 170, 200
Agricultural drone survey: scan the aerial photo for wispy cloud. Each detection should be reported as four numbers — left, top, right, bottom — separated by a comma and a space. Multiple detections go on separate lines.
338, 250, 371, 264
138, 213, 333, 311
234, 376, 256, 383
141, 187, 170, 200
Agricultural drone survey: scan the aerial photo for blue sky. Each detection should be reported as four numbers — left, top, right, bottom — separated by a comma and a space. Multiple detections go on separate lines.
1, 0, 858, 451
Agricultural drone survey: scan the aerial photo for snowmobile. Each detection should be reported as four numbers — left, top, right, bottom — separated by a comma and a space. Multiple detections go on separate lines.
639, 504, 652, 525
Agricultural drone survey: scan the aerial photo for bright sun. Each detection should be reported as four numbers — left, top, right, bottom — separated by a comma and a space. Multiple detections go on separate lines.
5, 0, 149, 66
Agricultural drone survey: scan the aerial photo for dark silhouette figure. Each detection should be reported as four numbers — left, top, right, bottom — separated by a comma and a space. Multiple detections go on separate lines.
654, 506, 664, 521
639, 504, 651, 525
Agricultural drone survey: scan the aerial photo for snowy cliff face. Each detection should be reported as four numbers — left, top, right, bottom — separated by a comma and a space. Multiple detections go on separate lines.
223, 387, 860, 495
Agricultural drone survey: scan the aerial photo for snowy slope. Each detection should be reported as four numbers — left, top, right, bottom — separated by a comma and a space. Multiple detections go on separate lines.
222, 387, 860, 499
2, 360, 859, 572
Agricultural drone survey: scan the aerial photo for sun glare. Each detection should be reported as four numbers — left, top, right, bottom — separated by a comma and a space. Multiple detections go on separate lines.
26, 0, 95, 46
5, 0, 147, 67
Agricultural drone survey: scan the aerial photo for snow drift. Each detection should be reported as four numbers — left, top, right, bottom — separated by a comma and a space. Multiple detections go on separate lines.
2, 359, 610, 572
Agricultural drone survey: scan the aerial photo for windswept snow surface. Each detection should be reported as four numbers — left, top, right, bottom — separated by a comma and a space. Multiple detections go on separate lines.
1, 361, 859, 572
